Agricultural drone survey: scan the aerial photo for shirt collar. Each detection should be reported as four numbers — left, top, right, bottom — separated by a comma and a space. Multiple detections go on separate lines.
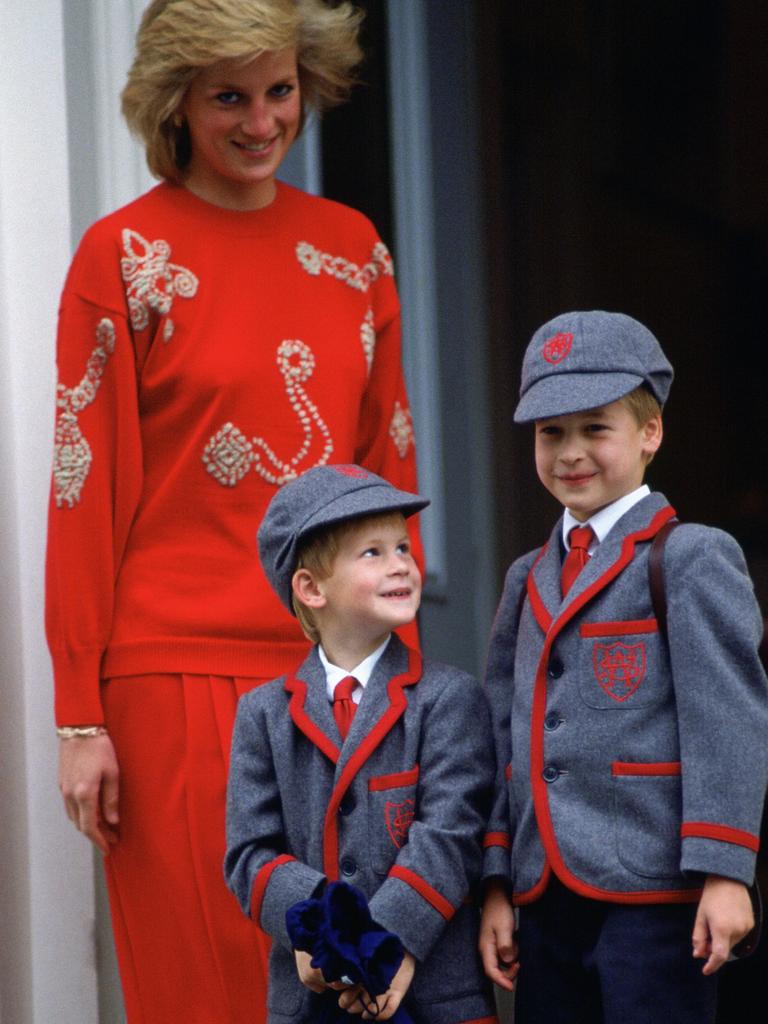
562, 484, 650, 550
319, 636, 391, 702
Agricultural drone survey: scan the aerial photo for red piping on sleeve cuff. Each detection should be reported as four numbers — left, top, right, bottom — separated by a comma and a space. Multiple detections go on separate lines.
249, 854, 297, 923
681, 822, 759, 853
484, 832, 511, 849
388, 865, 454, 920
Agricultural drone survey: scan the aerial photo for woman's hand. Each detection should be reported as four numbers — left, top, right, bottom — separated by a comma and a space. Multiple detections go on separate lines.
59, 733, 120, 855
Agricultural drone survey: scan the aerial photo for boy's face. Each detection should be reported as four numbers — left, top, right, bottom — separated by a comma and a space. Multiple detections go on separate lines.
534, 400, 662, 522
311, 515, 421, 650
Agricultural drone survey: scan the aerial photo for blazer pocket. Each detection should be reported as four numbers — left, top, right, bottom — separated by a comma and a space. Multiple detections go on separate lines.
611, 761, 682, 879
368, 765, 419, 875
577, 619, 666, 709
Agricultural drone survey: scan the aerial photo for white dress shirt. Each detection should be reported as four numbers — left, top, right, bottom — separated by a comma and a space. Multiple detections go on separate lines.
562, 484, 650, 553
319, 636, 391, 704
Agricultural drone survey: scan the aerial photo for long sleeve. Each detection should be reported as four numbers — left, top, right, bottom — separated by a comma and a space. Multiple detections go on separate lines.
665, 526, 768, 885
46, 232, 145, 724
224, 694, 326, 949
482, 553, 536, 882
368, 672, 494, 962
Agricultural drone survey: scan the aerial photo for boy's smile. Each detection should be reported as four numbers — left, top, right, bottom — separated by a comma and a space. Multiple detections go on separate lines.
312, 516, 421, 664
535, 400, 662, 521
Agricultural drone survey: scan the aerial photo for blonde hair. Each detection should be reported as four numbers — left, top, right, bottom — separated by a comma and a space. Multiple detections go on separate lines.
122, 0, 363, 180
292, 512, 407, 644
620, 385, 663, 464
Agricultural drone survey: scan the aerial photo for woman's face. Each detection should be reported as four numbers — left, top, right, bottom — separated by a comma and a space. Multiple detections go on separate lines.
179, 48, 301, 210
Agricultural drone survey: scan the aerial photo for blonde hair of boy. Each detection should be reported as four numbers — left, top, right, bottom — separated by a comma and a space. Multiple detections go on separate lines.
292, 512, 407, 644
122, 0, 363, 181
620, 385, 663, 464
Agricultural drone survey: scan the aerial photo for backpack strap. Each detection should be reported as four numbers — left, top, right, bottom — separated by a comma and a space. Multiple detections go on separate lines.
648, 519, 680, 637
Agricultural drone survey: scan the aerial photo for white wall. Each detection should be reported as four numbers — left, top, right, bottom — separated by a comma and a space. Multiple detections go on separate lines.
0, 2, 100, 1021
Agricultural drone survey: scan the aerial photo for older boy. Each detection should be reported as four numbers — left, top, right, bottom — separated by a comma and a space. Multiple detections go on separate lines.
225, 465, 497, 1023
479, 311, 768, 1023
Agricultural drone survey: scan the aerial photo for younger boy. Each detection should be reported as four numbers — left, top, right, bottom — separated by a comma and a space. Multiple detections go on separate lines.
479, 311, 768, 1024
225, 465, 498, 1023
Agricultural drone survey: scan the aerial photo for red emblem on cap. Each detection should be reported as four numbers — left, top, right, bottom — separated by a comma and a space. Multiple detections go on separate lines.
593, 642, 646, 701
385, 799, 415, 849
542, 332, 573, 364
334, 465, 370, 479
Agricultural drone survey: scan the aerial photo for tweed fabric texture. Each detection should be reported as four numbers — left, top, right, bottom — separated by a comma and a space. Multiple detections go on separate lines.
226, 635, 496, 1022
515, 310, 674, 423
484, 492, 768, 902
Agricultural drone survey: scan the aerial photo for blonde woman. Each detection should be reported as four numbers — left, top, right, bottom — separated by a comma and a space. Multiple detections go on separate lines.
47, 2, 421, 1020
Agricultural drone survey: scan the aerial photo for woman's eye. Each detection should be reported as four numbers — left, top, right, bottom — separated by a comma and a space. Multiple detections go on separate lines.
270, 82, 295, 98
216, 91, 241, 105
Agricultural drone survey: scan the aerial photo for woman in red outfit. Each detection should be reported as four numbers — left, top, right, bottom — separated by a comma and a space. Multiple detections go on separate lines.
47, 2, 421, 1021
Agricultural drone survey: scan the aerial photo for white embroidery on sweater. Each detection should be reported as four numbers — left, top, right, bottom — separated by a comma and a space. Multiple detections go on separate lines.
53, 318, 116, 508
120, 228, 198, 336
361, 308, 375, 374
389, 401, 414, 459
202, 340, 334, 488
295, 240, 394, 292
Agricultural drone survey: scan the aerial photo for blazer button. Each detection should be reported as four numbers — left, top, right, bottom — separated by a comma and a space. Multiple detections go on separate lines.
548, 657, 564, 679
339, 797, 355, 816
544, 712, 561, 731
542, 765, 560, 783
340, 858, 357, 877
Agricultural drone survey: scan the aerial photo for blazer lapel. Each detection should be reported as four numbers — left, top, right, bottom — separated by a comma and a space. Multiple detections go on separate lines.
285, 647, 341, 764
556, 492, 675, 618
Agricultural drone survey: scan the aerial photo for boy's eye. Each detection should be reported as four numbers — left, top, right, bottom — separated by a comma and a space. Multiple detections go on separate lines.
585, 423, 609, 433
538, 425, 561, 437
361, 547, 379, 558
396, 542, 411, 556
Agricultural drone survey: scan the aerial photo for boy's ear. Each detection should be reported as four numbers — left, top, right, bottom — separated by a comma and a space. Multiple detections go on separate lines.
641, 414, 663, 457
292, 568, 327, 610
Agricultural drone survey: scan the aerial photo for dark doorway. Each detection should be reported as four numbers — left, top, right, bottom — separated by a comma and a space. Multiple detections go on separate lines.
478, 1, 768, 605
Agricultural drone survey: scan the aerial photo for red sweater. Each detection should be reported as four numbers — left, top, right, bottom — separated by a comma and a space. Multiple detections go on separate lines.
47, 181, 421, 725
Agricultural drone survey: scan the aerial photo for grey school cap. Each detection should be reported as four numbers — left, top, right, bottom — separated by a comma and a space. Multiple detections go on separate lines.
515, 310, 674, 423
258, 464, 429, 612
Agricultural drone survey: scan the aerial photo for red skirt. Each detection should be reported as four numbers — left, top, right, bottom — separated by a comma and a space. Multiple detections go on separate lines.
101, 672, 271, 1024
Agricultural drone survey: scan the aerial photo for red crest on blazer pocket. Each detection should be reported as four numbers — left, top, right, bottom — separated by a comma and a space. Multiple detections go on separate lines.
542, 332, 573, 364
593, 641, 646, 701
385, 799, 415, 849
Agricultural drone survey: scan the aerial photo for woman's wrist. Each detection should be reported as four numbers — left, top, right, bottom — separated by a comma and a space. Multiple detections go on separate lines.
56, 725, 108, 740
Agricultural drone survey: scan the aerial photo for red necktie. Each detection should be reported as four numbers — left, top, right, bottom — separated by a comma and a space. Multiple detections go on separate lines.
332, 676, 358, 740
561, 525, 594, 597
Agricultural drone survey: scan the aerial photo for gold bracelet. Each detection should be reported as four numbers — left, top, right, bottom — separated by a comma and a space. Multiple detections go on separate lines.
56, 725, 108, 740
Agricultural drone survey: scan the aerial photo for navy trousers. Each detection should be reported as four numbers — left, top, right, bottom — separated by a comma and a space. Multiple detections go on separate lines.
514, 877, 718, 1024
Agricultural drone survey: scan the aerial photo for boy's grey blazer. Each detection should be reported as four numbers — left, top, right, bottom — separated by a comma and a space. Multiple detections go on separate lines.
226, 635, 496, 1023
484, 491, 768, 904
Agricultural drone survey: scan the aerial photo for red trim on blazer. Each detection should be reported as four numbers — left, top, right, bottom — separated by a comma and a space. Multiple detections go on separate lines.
612, 761, 681, 776
513, 860, 553, 906
505, 763, 512, 781
580, 619, 658, 637
284, 676, 340, 765
681, 822, 760, 852
459, 1017, 499, 1023
484, 832, 510, 849
389, 865, 454, 920
526, 545, 552, 634
526, 505, 703, 904
250, 854, 297, 924
321, 647, 423, 879
368, 765, 420, 791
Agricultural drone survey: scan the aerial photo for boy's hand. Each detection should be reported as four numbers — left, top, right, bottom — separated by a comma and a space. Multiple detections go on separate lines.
479, 880, 519, 991
692, 874, 754, 975
294, 950, 329, 993
337, 951, 415, 1020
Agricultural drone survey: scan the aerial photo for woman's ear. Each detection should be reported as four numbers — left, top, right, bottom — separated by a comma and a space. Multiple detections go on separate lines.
292, 568, 326, 610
